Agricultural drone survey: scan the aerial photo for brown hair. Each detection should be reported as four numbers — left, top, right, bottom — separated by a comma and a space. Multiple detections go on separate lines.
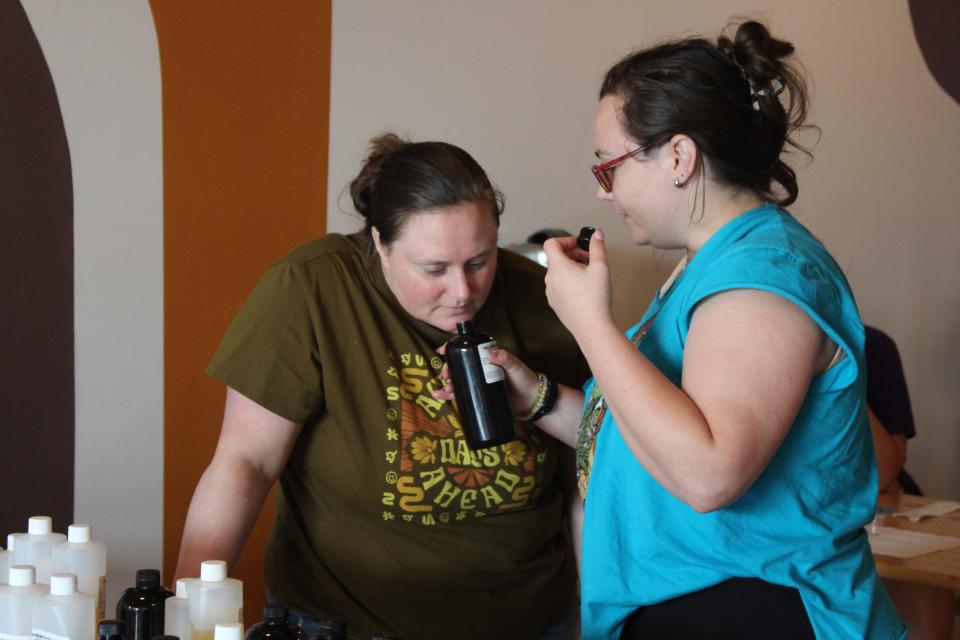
600, 21, 813, 206
349, 133, 504, 249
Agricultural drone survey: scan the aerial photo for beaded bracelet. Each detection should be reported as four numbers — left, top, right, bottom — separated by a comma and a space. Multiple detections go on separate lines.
530, 378, 559, 422
516, 373, 548, 422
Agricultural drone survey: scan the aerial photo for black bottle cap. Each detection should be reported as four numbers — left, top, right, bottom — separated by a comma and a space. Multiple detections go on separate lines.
135, 569, 161, 588
577, 226, 596, 252
98, 620, 125, 636
315, 619, 346, 634
263, 603, 289, 623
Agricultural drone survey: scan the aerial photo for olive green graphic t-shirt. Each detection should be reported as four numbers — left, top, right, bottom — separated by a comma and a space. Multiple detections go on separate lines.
207, 233, 587, 640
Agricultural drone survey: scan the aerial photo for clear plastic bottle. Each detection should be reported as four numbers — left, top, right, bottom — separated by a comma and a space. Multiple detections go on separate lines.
116, 569, 175, 640
12, 516, 66, 584
54, 524, 108, 629
445, 320, 516, 449
213, 623, 243, 640
0, 565, 48, 639
32, 572, 95, 640
164, 578, 193, 640
243, 604, 305, 640
188, 561, 243, 640
0, 543, 9, 585
5, 534, 21, 578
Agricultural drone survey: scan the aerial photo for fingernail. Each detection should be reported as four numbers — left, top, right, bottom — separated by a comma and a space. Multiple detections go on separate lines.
595, 227, 604, 240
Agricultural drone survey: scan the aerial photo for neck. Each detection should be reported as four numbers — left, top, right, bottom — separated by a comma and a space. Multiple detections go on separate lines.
684, 189, 765, 261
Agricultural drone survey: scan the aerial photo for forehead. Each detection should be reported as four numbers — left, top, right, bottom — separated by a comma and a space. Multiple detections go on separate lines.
595, 95, 630, 155
391, 202, 498, 261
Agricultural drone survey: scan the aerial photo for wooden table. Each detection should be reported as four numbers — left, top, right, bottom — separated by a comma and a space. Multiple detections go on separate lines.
872, 493, 960, 591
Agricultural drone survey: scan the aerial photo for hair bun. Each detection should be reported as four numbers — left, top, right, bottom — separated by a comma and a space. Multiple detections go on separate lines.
726, 21, 794, 89
350, 132, 408, 219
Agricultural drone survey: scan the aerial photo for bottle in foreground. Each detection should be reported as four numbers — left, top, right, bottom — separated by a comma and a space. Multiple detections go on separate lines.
244, 604, 305, 640
116, 568, 175, 640
164, 577, 193, 640
188, 560, 243, 640
54, 524, 108, 629
445, 320, 516, 449
213, 623, 243, 640
98, 619, 125, 640
32, 572, 95, 640
12, 515, 67, 583
0, 565, 48, 639
311, 618, 347, 640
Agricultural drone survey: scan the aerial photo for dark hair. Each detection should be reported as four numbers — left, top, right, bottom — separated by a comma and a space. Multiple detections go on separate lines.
349, 133, 505, 249
599, 20, 812, 206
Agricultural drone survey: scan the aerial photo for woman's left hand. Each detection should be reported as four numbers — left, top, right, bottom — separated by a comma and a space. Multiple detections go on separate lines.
543, 228, 615, 338
432, 343, 541, 415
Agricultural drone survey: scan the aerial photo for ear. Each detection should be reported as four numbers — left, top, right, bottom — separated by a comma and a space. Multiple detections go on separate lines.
667, 134, 699, 187
371, 226, 390, 263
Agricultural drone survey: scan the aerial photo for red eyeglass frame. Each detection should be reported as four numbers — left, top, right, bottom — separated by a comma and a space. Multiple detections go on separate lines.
591, 146, 645, 192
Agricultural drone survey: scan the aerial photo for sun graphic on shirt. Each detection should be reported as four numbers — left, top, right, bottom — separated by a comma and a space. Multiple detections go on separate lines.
410, 435, 437, 465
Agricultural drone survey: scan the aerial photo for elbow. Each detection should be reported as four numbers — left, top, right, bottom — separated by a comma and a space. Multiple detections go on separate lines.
680, 480, 742, 513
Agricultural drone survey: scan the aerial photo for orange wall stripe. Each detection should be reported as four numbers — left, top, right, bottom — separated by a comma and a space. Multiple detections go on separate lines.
151, 0, 330, 624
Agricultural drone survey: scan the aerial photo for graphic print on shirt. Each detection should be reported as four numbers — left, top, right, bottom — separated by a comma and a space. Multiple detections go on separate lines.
381, 350, 549, 525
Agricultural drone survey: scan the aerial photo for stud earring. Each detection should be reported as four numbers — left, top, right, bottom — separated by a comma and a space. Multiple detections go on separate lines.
673, 175, 683, 188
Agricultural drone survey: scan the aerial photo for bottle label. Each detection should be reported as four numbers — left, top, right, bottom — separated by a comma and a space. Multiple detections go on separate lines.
477, 340, 505, 383
32, 630, 70, 640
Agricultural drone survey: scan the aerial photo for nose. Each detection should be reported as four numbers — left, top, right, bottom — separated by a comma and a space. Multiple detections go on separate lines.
597, 184, 614, 201
449, 269, 471, 303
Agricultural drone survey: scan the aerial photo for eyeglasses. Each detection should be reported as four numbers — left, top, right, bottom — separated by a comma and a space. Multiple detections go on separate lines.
591, 146, 645, 193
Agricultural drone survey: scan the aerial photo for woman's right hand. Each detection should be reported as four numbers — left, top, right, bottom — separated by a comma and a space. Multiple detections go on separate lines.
432, 343, 541, 416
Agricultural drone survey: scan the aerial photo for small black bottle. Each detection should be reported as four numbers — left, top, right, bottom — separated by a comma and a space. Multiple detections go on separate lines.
99, 619, 126, 640
310, 617, 347, 640
445, 320, 516, 449
245, 604, 305, 640
116, 569, 175, 640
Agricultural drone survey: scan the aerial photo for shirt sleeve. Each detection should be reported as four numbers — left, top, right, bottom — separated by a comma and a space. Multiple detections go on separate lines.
206, 261, 324, 423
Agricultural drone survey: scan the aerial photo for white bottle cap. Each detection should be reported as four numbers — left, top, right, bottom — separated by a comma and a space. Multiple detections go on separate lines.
28, 516, 53, 535
214, 623, 243, 640
50, 573, 78, 595
175, 577, 191, 599
200, 560, 227, 582
6, 533, 17, 550
9, 564, 36, 587
67, 524, 92, 544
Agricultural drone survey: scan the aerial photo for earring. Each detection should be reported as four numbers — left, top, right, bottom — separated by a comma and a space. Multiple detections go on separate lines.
674, 175, 683, 188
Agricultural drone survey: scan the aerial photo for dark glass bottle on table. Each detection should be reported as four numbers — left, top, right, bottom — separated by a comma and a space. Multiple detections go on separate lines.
310, 617, 347, 640
245, 604, 306, 640
98, 619, 125, 640
116, 569, 175, 640
445, 320, 516, 449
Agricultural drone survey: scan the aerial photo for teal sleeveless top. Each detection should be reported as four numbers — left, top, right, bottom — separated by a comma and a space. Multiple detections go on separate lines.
579, 205, 905, 639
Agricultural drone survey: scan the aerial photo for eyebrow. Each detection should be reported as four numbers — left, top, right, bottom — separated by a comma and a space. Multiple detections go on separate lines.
417, 249, 493, 268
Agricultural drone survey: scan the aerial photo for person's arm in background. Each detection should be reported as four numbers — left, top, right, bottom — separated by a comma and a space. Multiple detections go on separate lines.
868, 407, 907, 493
173, 388, 302, 580
863, 326, 917, 495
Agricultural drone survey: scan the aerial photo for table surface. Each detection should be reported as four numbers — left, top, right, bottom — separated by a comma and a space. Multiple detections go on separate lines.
872, 493, 960, 590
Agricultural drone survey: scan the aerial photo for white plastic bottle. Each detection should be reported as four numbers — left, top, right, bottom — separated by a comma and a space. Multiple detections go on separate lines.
213, 623, 243, 640
188, 561, 243, 640
53, 524, 107, 627
0, 543, 8, 585
13, 516, 66, 584
164, 578, 193, 640
32, 573, 95, 640
0, 565, 47, 639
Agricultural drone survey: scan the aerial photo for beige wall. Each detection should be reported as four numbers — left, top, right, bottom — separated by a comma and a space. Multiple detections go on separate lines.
329, 1, 959, 498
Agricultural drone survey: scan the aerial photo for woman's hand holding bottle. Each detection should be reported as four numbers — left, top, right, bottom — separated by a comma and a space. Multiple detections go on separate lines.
543, 228, 614, 339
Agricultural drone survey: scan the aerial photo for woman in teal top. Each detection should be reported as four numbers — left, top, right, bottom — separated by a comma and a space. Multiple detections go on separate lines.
438, 20, 906, 639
